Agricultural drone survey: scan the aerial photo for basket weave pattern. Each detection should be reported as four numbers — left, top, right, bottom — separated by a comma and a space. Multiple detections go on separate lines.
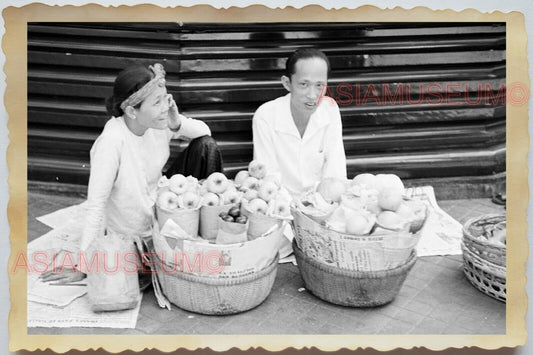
154, 253, 279, 315
462, 214, 506, 267
293, 240, 416, 307
461, 214, 506, 303
462, 245, 506, 302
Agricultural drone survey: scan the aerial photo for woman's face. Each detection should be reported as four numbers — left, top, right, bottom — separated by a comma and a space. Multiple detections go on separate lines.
133, 86, 170, 131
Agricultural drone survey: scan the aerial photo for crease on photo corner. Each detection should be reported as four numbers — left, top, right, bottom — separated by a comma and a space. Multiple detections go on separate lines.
4, 2, 529, 353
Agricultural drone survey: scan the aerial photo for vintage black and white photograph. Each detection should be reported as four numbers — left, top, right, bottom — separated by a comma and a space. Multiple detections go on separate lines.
24, 20, 508, 337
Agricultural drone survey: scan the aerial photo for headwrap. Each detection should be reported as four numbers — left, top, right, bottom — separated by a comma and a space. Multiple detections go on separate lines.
120, 63, 166, 111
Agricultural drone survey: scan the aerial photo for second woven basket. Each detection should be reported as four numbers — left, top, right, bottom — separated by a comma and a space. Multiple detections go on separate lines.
293, 239, 416, 307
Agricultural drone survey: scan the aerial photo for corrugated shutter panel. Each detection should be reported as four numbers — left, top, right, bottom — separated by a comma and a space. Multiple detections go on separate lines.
27, 22, 505, 186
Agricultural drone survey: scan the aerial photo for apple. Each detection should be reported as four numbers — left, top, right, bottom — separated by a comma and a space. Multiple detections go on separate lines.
345, 212, 370, 235
272, 199, 291, 217
375, 174, 405, 195
351, 173, 377, 190
242, 188, 259, 201
182, 191, 200, 209
378, 186, 404, 211
198, 182, 209, 196
219, 211, 229, 219
258, 181, 279, 202
169, 174, 188, 195
235, 215, 248, 224
202, 192, 220, 207
206, 172, 229, 194
240, 176, 260, 191
247, 198, 268, 214
157, 175, 170, 188
248, 160, 267, 179
317, 177, 347, 203
221, 189, 241, 205
157, 190, 180, 210
234, 170, 250, 186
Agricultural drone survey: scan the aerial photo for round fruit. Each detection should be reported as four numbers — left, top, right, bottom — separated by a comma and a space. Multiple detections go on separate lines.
351, 173, 377, 190
317, 177, 347, 203
377, 187, 403, 211
219, 212, 228, 219
228, 206, 241, 218
376, 210, 405, 230
221, 215, 235, 223
235, 215, 248, 224
345, 213, 370, 235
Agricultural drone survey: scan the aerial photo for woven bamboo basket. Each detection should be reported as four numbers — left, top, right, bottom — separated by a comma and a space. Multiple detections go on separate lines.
154, 252, 279, 315
462, 214, 506, 267
462, 244, 506, 302
293, 239, 416, 307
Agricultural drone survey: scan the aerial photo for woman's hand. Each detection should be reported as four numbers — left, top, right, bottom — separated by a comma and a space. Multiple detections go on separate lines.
39, 267, 86, 284
167, 94, 182, 131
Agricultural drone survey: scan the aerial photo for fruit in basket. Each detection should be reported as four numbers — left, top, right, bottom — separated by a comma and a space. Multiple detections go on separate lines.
247, 198, 268, 214
157, 190, 180, 210
242, 188, 259, 201
258, 181, 279, 202
169, 174, 188, 195
376, 210, 408, 231
269, 198, 291, 218
396, 202, 416, 220
375, 174, 405, 195
182, 191, 201, 209
202, 192, 220, 207
228, 206, 241, 218
221, 189, 242, 205
235, 215, 248, 224
248, 160, 267, 179
351, 173, 377, 191
241, 176, 261, 191
377, 186, 404, 211
234, 170, 250, 186
206, 172, 229, 194
221, 214, 235, 223
345, 212, 373, 235
317, 177, 347, 203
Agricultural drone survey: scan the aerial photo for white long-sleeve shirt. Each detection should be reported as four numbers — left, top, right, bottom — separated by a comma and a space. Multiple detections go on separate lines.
252, 93, 347, 197
80, 116, 210, 253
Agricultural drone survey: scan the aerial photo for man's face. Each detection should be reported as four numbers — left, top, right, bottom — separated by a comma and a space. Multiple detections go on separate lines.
283, 57, 328, 116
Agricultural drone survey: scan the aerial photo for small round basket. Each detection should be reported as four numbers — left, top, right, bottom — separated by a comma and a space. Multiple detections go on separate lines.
293, 239, 416, 307
154, 253, 279, 315
462, 214, 506, 267
462, 244, 506, 302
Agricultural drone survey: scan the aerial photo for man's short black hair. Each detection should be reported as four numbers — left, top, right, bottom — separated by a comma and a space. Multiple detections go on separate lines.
285, 48, 331, 78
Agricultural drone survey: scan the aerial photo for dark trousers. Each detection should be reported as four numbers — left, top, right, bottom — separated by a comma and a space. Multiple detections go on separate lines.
164, 135, 223, 180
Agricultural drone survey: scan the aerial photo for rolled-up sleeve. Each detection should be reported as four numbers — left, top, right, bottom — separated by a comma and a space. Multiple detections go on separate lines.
323, 104, 347, 179
169, 114, 211, 141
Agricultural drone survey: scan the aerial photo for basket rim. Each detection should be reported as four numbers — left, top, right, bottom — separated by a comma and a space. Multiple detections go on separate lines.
293, 239, 416, 277
154, 252, 279, 286
462, 214, 506, 250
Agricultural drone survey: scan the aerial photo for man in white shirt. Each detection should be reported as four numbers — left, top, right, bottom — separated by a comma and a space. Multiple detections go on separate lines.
252, 48, 347, 197
252, 48, 347, 259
